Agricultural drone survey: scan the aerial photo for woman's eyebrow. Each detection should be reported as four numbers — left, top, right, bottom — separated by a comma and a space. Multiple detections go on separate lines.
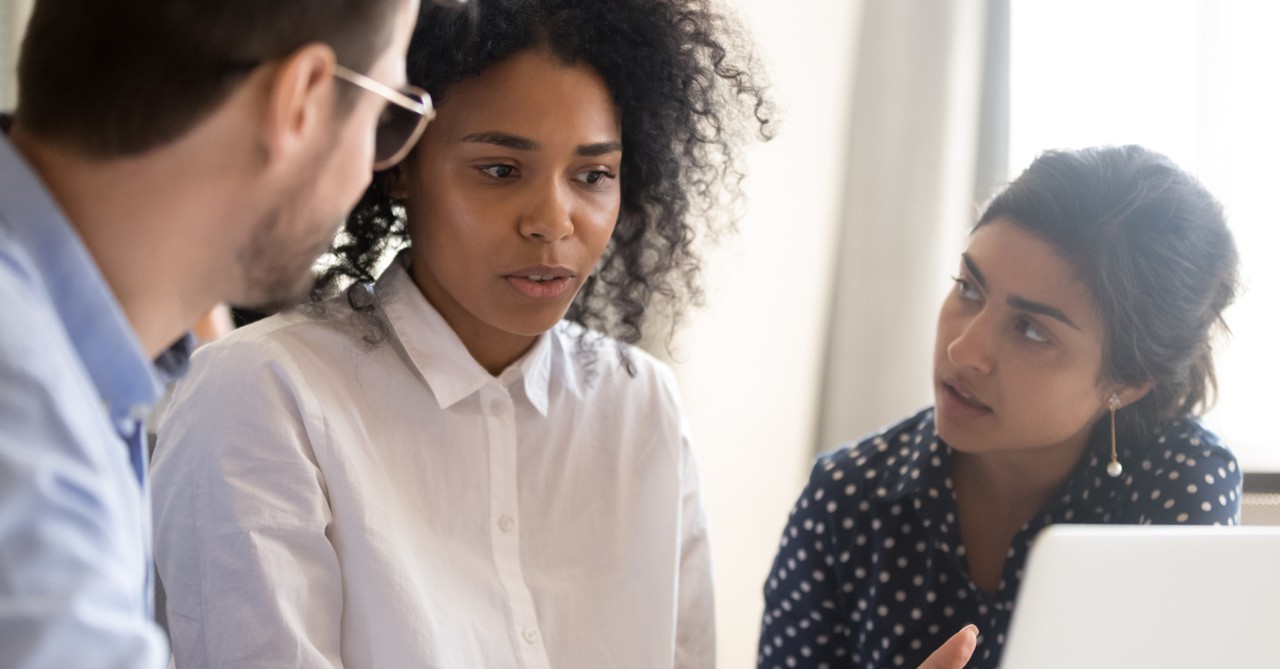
1007, 295, 1080, 331
460, 131, 538, 151
961, 254, 987, 290
577, 141, 622, 157
964, 253, 1080, 330
459, 133, 622, 158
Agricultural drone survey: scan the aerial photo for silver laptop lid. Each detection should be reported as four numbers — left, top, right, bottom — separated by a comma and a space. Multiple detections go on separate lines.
999, 524, 1280, 668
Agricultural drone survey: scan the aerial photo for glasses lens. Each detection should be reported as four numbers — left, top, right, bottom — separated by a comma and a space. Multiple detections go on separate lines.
373, 91, 430, 169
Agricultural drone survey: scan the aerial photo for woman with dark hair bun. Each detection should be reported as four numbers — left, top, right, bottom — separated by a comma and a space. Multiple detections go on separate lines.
761, 145, 1241, 669
151, 1, 772, 667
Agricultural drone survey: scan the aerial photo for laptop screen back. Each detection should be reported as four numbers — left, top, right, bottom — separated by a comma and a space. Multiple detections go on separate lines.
999, 524, 1280, 668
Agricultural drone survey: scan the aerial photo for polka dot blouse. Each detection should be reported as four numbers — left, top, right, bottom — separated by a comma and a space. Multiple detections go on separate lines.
758, 408, 1241, 669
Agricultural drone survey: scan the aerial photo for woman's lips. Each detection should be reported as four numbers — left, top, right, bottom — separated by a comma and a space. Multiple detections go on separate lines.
503, 266, 576, 299
938, 380, 993, 419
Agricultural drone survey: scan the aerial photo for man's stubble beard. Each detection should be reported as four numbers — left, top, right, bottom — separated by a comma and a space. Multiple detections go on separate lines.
234, 147, 350, 314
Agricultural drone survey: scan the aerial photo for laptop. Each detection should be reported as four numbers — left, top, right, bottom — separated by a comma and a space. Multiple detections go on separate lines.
999, 524, 1280, 668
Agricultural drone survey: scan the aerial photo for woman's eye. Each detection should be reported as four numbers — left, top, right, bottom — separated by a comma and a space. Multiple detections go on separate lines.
574, 169, 617, 186
1017, 318, 1051, 344
479, 164, 517, 179
952, 276, 980, 301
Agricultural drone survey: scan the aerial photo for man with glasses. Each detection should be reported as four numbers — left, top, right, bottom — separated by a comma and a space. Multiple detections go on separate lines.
0, 0, 438, 666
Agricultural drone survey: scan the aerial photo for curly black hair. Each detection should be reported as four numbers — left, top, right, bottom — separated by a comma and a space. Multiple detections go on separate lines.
311, 0, 774, 367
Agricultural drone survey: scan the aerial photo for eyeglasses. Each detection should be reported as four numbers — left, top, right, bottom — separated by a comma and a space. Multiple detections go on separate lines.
333, 64, 435, 170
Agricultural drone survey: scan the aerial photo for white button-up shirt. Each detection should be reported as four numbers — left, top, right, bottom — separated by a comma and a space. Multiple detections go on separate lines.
152, 262, 714, 668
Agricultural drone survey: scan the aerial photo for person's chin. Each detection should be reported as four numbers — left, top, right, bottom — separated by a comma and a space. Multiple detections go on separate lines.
503, 309, 569, 338
496, 285, 579, 331
237, 261, 317, 314
935, 405, 993, 452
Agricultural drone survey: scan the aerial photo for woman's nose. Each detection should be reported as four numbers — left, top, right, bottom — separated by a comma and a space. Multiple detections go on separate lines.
946, 313, 995, 375
518, 180, 574, 242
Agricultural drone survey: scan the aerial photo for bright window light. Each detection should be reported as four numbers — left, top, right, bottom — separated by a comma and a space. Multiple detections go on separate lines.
1010, 0, 1280, 471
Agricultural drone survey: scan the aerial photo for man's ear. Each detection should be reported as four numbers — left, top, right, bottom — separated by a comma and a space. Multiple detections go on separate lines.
260, 43, 338, 168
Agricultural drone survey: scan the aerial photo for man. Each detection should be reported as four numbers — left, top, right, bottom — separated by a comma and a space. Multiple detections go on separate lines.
0, 0, 430, 665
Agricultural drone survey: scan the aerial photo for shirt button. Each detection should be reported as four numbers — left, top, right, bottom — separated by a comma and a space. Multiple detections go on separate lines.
522, 627, 540, 644
488, 400, 507, 417
498, 515, 515, 532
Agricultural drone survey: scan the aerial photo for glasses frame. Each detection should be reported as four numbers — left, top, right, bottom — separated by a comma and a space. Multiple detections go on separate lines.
332, 64, 435, 170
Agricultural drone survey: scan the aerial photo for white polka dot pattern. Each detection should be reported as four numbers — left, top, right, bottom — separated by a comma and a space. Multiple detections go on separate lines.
757, 408, 1240, 669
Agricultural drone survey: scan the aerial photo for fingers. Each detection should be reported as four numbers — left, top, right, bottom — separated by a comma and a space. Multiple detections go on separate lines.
918, 624, 978, 669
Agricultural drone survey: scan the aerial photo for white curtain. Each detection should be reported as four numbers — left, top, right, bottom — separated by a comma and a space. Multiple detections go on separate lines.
808, 1, 1008, 455
669, 1, 1010, 663
815, 0, 1009, 451
663, 1, 863, 665
1, 0, 33, 109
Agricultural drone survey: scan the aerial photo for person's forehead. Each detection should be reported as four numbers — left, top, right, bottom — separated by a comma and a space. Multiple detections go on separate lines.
433, 52, 619, 138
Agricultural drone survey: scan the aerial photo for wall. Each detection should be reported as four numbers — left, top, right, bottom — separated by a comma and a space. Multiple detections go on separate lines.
667, 2, 863, 666
0, 0, 32, 109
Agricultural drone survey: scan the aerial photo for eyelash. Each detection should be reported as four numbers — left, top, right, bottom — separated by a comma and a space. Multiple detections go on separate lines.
475, 164, 618, 189
574, 169, 617, 188
478, 163, 517, 179
1016, 317, 1051, 344
951, 275, 981, 302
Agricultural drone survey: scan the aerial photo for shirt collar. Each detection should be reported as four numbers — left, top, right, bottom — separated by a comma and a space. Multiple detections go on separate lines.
511, 326, 553, 415
0, 131, 185, 425
377, 254, 555, 416
895, 408, 1120, 523
872, 409, 943, 503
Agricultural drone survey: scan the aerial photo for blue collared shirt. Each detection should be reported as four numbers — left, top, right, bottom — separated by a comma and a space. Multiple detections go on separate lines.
0, 130, 190, 668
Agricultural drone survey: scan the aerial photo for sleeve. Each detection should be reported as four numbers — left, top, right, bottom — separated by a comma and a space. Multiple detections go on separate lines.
652, 360, 716, 669
674, 429, 716, 669
0, 328, 168, 669
151, 336, 345, 668
757, 458, 853, 669
1131, 433, 1242, 526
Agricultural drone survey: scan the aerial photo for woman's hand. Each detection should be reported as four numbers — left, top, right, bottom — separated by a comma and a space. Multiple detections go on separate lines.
918, 625, 978, 669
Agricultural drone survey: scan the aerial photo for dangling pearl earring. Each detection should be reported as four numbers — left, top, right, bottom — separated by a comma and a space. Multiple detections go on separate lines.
1106, 394, 1123, 478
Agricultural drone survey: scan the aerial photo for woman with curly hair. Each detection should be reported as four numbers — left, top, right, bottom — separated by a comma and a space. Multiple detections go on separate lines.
151, 0, 771, 667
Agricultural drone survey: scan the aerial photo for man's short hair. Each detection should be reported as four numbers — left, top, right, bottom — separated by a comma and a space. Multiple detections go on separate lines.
16, 0, 402, 158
